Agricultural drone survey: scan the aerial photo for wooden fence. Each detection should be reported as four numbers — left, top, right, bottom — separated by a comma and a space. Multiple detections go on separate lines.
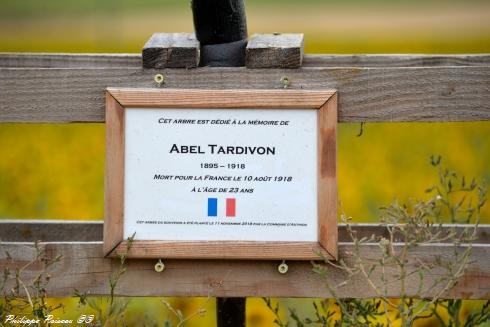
0, 53, 489, 300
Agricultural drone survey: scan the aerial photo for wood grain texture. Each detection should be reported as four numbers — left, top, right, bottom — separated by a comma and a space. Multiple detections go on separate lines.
103, 93, 124, 255
0, 53, 142, 68
0, 219, 103, 242
113, 241, 329, 260
246, 34, 304, 68
302, 54, 490, 68
142, 33, 200, 69
1, 66, 489, 122
2, 221, 488, 243
1, 241, 488, 298
1, 53, 489, 68
107, 88, 335, 108
317, 94, 338, 259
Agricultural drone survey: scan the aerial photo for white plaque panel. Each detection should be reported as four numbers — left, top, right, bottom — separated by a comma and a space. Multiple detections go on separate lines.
123, 108, 318, 242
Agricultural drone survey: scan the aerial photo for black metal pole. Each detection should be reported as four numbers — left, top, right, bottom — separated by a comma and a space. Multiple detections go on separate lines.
216, 297, 246, 327
191, 1, 248, 325
191, 0, 248, 66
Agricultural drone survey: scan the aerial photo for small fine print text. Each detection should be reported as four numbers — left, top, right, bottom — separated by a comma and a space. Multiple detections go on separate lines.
5, 314, 95, 325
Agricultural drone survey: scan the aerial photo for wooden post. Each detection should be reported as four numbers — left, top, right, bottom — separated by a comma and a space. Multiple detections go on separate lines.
142, 33, 200, 68
191, 0, 248, 66
246, 34, 304, 68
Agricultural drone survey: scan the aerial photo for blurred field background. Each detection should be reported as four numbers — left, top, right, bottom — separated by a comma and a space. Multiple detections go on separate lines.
0, 0, 489, 326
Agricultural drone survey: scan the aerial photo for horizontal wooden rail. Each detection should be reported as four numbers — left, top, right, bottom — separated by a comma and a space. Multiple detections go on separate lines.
0, 219, 103, 242
1, 220, 490, 243
0, 221, 489, 299
2, 53, 490, 68
1, 53, 489, 299
1, 68, 489, 123
1, 242, 488, 299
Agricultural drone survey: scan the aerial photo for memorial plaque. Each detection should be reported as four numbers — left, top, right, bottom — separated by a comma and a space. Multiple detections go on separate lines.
104, 88, 338, 260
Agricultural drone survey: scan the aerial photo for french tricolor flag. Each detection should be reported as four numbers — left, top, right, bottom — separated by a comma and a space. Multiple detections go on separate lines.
207, 198, 236, 217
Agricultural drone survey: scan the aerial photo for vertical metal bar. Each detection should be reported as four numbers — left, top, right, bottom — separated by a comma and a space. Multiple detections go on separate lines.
191, 0, 248, 66
191, 2, 248, 325
216, 297, 246, 327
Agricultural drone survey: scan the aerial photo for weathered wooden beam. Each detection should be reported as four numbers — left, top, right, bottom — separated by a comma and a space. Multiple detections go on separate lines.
1, 220, 489, 244
246, 34, 304, 68
1, 66, 489, 123
2, 53, 490, 69
0, 53, 142, 68
302, 54, 490, 68
0, 241, 488, 299
0, 219, 102, 242
142, 33, 200, 69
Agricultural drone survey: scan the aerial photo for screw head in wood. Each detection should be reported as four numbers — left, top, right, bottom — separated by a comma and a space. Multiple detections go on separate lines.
280, 76, 291, 88
154, 74, 165, 87
154, 259, 165, 272
278, 261, 288, 274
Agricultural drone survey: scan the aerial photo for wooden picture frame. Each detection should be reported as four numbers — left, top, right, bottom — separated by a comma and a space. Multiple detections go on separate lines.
104, 88, 338, 260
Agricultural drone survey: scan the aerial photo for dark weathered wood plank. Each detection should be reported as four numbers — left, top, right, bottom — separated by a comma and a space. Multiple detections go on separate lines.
0, 241, 488, 298
0, 53, 142, 68
246, 34, 304, 68
302, 54, 490, 68
2, 53, 489, 68
142, 33, 200, 69
0, 219, 102, 242
1, 220, 488, 244
1, 66, 489, 122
